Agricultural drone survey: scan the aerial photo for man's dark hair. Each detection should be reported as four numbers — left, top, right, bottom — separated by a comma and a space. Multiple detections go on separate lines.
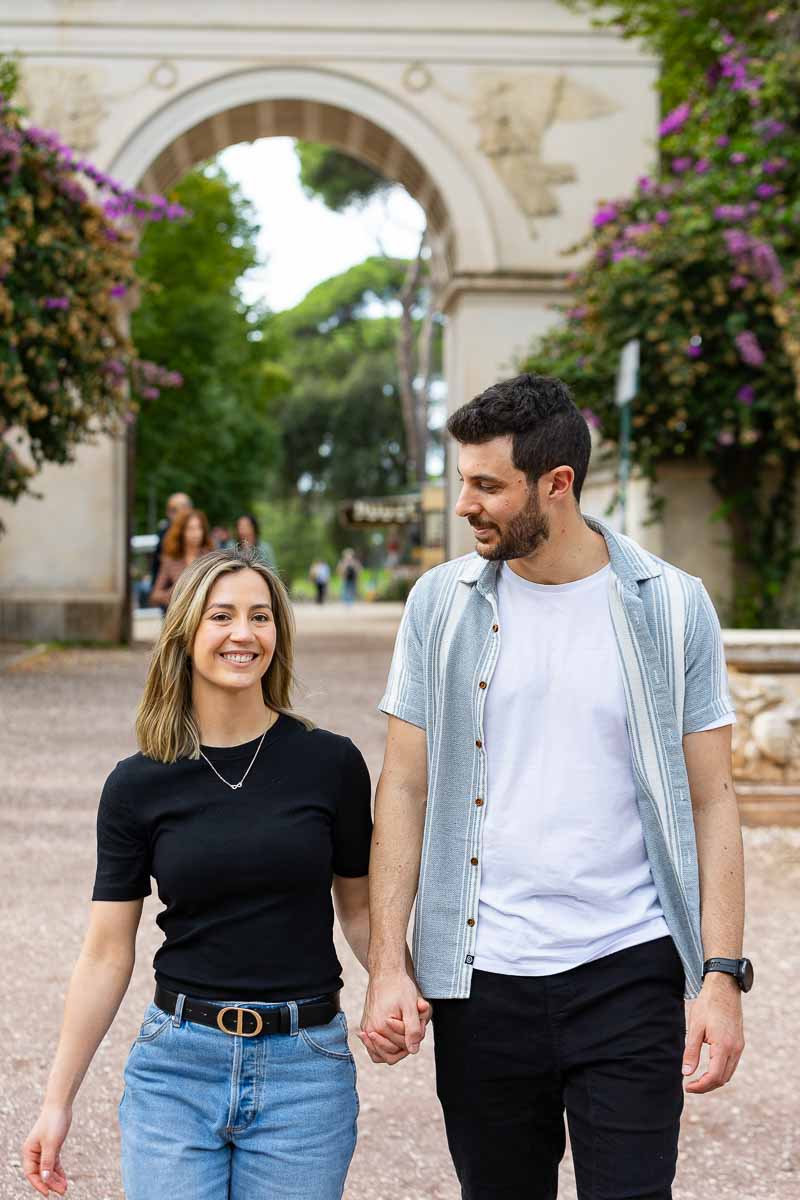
446, 373, 591, 501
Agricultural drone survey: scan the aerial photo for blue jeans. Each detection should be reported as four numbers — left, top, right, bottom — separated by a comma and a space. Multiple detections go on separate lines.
119, 994, 358, 1199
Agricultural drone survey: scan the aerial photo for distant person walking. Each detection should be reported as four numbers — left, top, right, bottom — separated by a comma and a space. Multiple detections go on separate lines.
309, 559, 331, 605
150, 509, 213, 609
149, 493, 192, 609
337, 549, 362, 606
233, 513, 277, 571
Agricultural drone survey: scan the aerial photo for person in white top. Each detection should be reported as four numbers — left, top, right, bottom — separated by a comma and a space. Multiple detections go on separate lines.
362, 373, 748, 1200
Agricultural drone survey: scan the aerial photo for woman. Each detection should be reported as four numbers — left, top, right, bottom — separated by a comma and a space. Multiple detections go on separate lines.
233, 511, 277, 571
149, 507, 213, 608
22, 548, 378, 1199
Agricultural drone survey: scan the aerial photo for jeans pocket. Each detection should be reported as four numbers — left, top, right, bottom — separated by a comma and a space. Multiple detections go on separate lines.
135, 1004, 172, 1044
300, 1011, 354, 1061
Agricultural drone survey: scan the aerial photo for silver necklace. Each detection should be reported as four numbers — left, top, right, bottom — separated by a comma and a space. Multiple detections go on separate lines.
199, 717, 274, 791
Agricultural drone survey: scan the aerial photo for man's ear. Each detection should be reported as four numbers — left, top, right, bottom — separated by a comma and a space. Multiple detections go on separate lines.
548, 465, 575, 499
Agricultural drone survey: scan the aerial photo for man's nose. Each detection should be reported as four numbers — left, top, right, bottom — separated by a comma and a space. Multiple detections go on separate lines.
454, 486, 480, 518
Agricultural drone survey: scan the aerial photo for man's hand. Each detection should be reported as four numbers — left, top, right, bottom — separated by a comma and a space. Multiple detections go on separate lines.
682, 972, 745, 1093
359, 970, 432, 1065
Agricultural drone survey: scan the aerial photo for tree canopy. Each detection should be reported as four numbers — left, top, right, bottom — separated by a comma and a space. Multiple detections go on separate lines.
131, 166, 288, 530
271, 256, 417, 501
295, 141, 389, 212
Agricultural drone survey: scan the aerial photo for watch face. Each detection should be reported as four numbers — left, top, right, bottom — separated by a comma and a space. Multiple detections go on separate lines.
739, 958, 754, 993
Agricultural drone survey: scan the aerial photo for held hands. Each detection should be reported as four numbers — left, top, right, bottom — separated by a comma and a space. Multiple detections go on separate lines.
682, 972, 745, 1094
359, 970, 432, 1065
22, 1105, 71, 1195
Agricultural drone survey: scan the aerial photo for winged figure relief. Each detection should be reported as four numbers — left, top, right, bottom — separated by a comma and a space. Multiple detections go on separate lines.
472, 72, 618, 232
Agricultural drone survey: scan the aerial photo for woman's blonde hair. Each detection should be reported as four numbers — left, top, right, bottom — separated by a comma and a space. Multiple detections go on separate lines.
136, 547, 310, 762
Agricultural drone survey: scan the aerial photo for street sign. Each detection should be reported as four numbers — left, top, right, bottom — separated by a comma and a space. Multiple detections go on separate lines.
615, 339, 639, 535
615, 338, 640, 407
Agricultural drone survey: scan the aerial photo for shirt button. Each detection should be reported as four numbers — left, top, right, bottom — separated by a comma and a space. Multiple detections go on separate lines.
475, 798, 484, 807
492, 624, 499, 633
478, 681, 487, 690
470, 857, 479, 866
467, 918, 475, 927
475, 739, 483, 749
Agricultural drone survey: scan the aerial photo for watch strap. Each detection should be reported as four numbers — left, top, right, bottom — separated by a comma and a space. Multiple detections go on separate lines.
703, 957, 741, 976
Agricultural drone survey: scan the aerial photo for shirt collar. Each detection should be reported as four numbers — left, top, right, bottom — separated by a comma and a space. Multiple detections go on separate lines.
456, 516, 661, 595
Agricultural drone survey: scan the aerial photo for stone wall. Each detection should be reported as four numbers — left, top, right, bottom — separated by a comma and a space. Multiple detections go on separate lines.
725, 633, 800, 826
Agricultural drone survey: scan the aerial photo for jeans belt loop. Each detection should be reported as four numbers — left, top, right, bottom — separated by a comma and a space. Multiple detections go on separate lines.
172, 992, 186, 1028
286, 1000, 299, 1037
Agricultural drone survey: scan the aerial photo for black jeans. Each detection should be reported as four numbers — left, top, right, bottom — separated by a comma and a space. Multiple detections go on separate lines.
432, 936, 686, 1200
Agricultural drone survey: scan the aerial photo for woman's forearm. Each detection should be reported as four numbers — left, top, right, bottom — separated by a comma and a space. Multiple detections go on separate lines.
339, 910, 370, 972
43, 948, 134, 1109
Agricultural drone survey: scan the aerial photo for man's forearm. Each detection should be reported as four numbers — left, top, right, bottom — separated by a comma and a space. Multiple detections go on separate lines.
367, 773, 427, 976
694, 790, 745, 961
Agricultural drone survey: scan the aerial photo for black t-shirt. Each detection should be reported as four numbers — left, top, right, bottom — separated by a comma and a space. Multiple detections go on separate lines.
92, 715, 372, 1001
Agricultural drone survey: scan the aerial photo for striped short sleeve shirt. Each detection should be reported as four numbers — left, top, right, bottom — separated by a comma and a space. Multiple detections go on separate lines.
379, 518, 732, 999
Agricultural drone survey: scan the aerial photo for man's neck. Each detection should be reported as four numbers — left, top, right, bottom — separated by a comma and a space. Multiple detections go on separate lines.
507, 513, 609, 586
192, 681, 274, 747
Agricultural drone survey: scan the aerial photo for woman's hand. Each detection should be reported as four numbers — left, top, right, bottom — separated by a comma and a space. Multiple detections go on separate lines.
22, 1104, 71, 1195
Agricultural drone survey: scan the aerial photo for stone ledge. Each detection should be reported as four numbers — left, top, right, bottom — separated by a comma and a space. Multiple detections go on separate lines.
737, 786, 800, 827
723, 630, 800, 673
0, 595, 123, 642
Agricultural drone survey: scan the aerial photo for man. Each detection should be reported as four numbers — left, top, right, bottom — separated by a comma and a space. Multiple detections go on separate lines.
149, 492, 192, 609
361, 374, 750, 1199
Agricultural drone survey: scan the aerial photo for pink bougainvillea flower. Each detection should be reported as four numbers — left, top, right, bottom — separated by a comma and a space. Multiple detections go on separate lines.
593, 203, 619, 228
735, 330, 765, 367
659, 102, 692, 138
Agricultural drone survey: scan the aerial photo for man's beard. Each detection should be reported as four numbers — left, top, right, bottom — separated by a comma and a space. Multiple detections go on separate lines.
470, 490, 550, 561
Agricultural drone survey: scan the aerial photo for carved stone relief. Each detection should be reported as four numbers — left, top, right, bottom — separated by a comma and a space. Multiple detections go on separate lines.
729, 669, 800, 784
18, 65, 108, 152
471, 72, 618, 231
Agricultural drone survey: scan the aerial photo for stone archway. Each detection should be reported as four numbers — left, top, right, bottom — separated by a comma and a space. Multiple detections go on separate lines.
0, 4, 657, 640
110, 66, 497, 277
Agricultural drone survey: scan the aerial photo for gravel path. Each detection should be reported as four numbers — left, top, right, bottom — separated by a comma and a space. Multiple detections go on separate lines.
1, 606, 798, 1199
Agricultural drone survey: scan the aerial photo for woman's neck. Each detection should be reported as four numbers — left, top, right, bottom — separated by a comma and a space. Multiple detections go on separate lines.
192, 681, 275, 747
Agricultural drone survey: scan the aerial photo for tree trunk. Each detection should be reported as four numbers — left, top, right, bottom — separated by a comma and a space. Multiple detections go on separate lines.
395, 237, 425, 485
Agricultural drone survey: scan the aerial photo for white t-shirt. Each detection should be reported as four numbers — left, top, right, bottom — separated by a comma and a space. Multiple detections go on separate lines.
474, 561, 732, 977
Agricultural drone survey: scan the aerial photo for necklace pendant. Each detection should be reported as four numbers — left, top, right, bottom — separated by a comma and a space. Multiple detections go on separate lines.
231, 781, 243, 790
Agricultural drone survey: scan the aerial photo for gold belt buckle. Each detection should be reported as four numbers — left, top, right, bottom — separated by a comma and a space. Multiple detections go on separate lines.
216, 1006, 264, 1037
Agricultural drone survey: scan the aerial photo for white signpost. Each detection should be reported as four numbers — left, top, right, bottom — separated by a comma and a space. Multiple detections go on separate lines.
615, 338, 640, 535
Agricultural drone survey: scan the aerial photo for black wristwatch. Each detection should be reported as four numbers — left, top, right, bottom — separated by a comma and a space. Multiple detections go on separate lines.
702, 957, 754, 993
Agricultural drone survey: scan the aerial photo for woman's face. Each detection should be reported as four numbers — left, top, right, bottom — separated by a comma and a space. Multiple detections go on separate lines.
236, 517, 256, 545
191, 569, 277, 694
185, 514, 205, 549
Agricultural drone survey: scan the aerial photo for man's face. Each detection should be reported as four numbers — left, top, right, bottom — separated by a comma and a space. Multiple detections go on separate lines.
454, 437, 550, 561
166, 493, 191, 522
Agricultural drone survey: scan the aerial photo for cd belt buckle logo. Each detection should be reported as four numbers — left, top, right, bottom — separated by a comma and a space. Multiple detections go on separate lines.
216, 1006, 264, 1037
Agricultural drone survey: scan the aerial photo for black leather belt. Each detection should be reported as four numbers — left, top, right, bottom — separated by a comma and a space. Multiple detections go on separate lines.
154, 984, 340, 1038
